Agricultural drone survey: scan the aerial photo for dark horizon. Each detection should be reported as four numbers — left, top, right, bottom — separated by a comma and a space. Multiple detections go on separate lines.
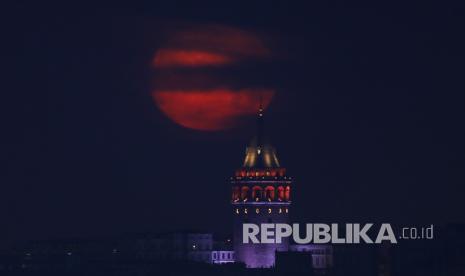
3, 1, 464, 252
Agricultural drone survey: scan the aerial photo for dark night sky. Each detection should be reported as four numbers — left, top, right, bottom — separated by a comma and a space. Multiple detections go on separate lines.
2, 2, 464, 250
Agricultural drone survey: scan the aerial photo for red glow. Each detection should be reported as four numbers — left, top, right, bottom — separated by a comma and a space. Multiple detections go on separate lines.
153, 49, 233, 67
153, 89, 274, 131
151, 24, 273, 131
277, 186, 285, 200
152, 25, 269, 69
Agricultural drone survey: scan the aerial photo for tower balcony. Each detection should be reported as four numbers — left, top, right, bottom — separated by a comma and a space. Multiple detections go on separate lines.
231, 184, 291, 204
234, 168, 287, 179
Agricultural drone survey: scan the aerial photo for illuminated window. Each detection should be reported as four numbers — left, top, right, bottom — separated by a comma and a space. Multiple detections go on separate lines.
252, 186, 263, 200
285, 186, 291, 201
264, 186, 275, 200
241, 186, 250, 200
285, 208, 289, 213
268, 208, 272, 214
232, 187, 240, 201
255, 208, 260, 214
244, 208, 248, 214
279, 208, 282, 214
277, 186, 285, 200
235, 208, 239, 214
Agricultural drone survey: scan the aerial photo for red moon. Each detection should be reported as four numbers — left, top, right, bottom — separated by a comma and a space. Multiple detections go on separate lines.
151, 25, 274, 131
154, 89, 274, 131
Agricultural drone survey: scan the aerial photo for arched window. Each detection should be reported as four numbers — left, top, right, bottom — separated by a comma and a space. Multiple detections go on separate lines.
241, 186, 250, 200
252, 186, 263, 201
277, 186, 285, 201
264, 186, 275, 200
285, 186, 291, 201
232, 187, 240, 201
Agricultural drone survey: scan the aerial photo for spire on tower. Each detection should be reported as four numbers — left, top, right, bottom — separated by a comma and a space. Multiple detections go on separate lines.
257, 95, 264, 149
242, 96, 280, 168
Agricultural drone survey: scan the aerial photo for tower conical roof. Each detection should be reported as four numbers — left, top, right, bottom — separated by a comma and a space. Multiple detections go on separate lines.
242, 107, 280, 168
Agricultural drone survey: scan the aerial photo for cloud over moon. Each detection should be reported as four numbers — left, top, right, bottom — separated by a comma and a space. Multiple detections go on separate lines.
151, 24, 274, 131
154, 89, 274, 131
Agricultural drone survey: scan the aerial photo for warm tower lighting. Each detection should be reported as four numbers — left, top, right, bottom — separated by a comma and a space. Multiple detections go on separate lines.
231, 107, 292, 268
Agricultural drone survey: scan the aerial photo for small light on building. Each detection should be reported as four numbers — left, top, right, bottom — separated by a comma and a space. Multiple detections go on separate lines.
255, 208, 260, 214
268, 208, 272, 214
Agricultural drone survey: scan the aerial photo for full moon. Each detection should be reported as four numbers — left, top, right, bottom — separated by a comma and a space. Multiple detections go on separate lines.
151, 24, 274, 131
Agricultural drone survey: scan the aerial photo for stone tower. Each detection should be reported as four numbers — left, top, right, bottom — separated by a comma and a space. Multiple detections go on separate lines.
231, 107, 292, 268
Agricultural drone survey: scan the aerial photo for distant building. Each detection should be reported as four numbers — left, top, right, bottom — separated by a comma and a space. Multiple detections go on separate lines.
118, 232, 233, 264
289, 244, 333, 271
211, 251, 234, 264
16, 232, 233, 266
